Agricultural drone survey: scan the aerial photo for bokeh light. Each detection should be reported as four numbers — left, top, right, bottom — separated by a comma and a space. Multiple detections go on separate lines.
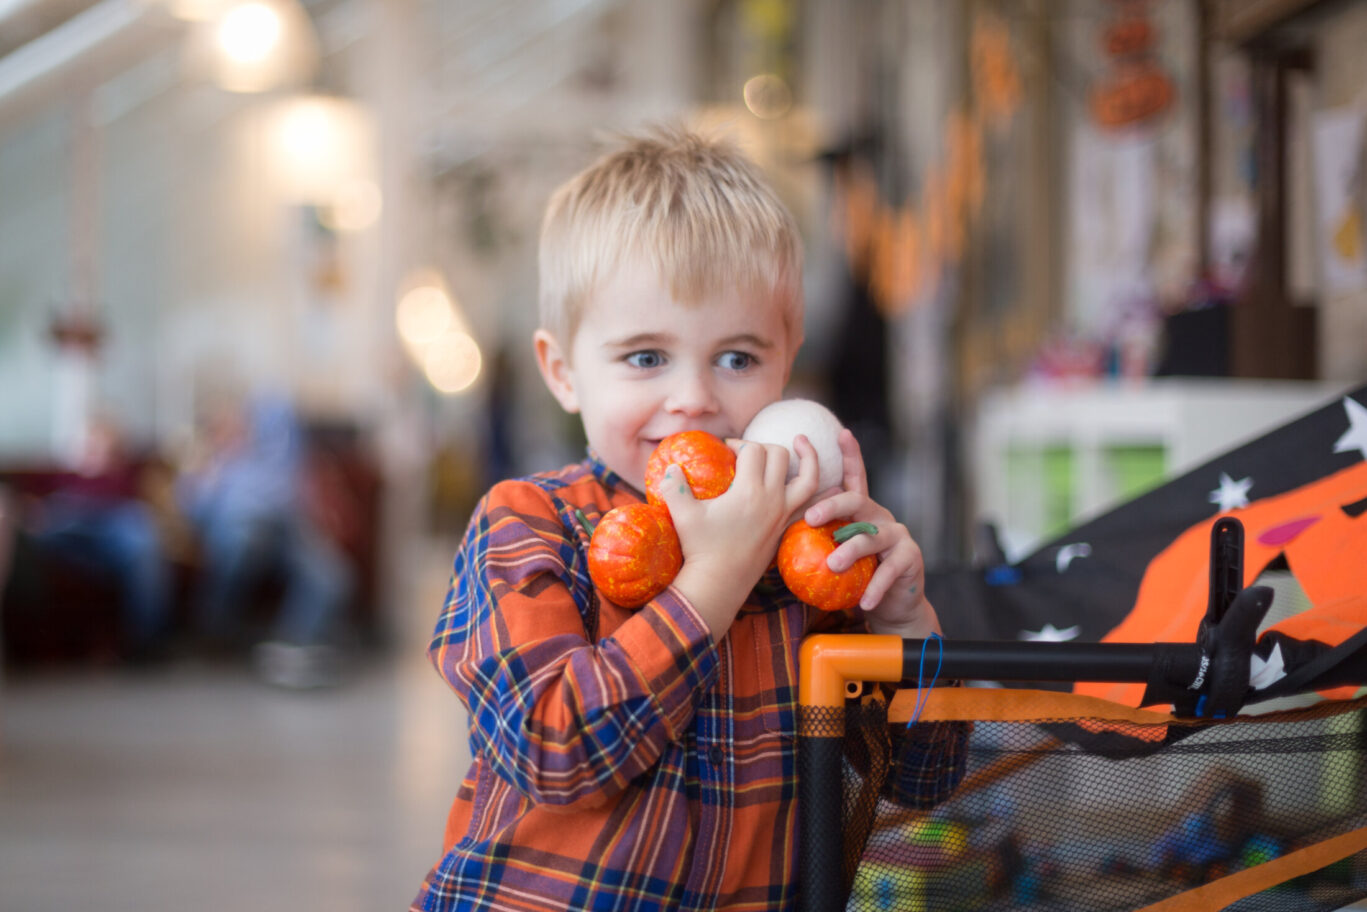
422, 331, 483, 394
319, 180, 384, 233
267, 96, 375, 204
191, 0, 319, 93
217, 2, 282, 65
163, 0, 232, 21
742, 73, 793, 120
396, 285, 455, 352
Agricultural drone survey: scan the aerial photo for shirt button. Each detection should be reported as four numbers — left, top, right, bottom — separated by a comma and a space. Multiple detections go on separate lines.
708, 745, 724, 764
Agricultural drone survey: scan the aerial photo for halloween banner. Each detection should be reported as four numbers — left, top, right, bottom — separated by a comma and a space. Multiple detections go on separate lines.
930, 383, 1367, 707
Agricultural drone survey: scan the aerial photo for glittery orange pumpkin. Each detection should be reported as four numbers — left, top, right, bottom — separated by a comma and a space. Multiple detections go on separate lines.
644, 431, 736, 505
777, 520, 878, 612
587, 502, 683, 608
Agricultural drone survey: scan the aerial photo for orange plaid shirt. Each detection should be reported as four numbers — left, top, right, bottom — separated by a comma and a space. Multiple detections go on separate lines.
411, 455, 962, 911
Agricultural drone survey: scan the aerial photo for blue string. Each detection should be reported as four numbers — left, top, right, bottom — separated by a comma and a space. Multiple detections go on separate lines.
905, 633, 944, 728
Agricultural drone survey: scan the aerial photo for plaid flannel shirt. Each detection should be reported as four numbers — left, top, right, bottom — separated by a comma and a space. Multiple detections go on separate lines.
411, 454, 965, 911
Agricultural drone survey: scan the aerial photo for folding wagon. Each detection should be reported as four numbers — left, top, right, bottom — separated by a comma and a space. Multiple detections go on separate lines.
798, 385, 1367, 911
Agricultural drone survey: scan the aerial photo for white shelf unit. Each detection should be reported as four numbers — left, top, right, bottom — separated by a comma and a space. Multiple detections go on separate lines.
971, 379, 1346, 560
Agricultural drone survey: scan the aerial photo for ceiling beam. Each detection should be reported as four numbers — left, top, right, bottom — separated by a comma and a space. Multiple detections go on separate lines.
0, 0, 178, 125
1208, 0, 1328, 43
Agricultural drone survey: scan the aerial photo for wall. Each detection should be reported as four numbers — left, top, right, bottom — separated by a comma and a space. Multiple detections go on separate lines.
0, 28, 390, 461
0, 107, 68, 457
1311, 0, 1367, 382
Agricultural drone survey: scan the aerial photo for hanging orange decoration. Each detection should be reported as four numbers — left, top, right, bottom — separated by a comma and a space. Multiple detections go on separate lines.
1104, 17, 1155, 57
833, 9, 1018, 320
1090, 1, 1175, 130
1091, 61, 1175, 130
973, 11, 1022, 128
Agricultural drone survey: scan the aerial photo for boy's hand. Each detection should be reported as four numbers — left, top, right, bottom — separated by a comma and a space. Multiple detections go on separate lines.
659, 436, 820, 638
802, 429, 941, 638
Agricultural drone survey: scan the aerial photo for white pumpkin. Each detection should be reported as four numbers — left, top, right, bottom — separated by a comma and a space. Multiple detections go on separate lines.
742, 399, 845, 492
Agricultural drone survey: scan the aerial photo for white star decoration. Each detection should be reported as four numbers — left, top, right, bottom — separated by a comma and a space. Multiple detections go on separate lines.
1333, 395, 1367, 462
1249, 643, 1287, 690
1208, 472, 1253, 512
1020, 623, 1081, 642
1055, 543, 1091, 573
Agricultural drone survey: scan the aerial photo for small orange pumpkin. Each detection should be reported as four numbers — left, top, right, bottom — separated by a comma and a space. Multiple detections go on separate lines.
587, 502, 683, 608
778, 520, 878, 612
644, 431, 736, 505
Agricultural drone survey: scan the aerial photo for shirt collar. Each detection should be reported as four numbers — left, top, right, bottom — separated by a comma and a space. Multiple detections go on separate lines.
585, 448, 646, 502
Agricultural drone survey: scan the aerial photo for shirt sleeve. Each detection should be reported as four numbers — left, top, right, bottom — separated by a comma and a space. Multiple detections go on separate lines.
802, 600, 968, 808
884, 712, 971, 809
429, 480, 720, 809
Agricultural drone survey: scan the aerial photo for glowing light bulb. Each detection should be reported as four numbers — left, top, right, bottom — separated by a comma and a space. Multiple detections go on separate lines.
268, 96, 374, 203
217, 1, 282, 64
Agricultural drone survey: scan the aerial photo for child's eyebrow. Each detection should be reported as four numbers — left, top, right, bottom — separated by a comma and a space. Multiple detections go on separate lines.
716, 333, 777, 350
602, 331, 777, 351
603, 332, 672, 350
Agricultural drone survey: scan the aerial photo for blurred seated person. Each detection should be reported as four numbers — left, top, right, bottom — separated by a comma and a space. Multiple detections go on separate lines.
23, 414, 171, 662
177, 393, 353, 688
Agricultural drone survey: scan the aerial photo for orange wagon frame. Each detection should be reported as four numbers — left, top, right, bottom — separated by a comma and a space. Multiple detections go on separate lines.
796, 633, 1367, 911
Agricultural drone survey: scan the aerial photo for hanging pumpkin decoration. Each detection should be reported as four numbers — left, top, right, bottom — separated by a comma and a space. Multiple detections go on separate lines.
586, 503, 684, 608
644, 430, 737, 505
1091, 61, 1174, 130
777, 520, 879, 612
1103, 17, 1155, 57
1090, 0, 1174, 131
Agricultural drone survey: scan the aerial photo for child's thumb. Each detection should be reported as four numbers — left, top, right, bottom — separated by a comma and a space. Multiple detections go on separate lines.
655, 464, 698, 517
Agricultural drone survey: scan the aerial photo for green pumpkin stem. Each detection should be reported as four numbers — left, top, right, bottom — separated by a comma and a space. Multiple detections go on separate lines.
833, 521, 879, 544
575, 508, 597, 537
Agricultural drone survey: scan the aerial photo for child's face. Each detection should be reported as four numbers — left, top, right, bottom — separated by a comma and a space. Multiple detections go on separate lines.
536, 260, 796, 491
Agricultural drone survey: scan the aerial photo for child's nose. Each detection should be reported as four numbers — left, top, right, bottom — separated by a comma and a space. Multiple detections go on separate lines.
665, 372, 719, 416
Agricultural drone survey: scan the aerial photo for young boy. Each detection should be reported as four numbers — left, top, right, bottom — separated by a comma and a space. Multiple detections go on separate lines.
411, 127, 960, 911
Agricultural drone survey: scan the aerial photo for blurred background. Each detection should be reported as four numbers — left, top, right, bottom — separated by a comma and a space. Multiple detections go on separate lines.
1, 0, 1366, 908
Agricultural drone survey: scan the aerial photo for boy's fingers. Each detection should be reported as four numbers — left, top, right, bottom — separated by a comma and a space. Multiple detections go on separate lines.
726, 437, 765, 464
859, 566, 900, 611
804, 490, 867, 527
792, 435, 818, 480
826, 525, 886, 570
783, 436, 820, 513
859, 559, 924, 613
762, 443, 791, 489
859, 537, 925, 607
838, 429, 869, 497
656, 463, 698, 514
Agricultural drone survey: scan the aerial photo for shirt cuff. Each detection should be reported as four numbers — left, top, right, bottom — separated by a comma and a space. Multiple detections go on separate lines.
605, 584, 719, 741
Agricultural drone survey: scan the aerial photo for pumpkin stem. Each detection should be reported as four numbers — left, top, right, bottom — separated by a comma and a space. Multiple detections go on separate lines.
575, 508, 597, 537
834, 521, 879, 544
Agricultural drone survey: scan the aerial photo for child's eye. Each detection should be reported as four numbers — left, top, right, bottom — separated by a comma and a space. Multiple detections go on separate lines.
625, 350, 665, 369
716, 351, 755, 371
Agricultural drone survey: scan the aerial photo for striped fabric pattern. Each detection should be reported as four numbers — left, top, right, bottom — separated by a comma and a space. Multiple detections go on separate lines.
411, 455, 963, 911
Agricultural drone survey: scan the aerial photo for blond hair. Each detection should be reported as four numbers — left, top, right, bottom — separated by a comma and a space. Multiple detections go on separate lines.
538, 125, 803, 351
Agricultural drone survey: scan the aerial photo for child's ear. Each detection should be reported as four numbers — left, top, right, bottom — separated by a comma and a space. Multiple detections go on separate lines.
782, 330, 804, 386
533, 329, 580, 414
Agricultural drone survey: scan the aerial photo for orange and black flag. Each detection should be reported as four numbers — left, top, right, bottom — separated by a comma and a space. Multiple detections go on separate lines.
929, 383, 1367, 710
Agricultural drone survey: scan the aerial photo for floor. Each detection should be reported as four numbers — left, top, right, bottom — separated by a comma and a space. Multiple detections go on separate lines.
0, 539, 468, 912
